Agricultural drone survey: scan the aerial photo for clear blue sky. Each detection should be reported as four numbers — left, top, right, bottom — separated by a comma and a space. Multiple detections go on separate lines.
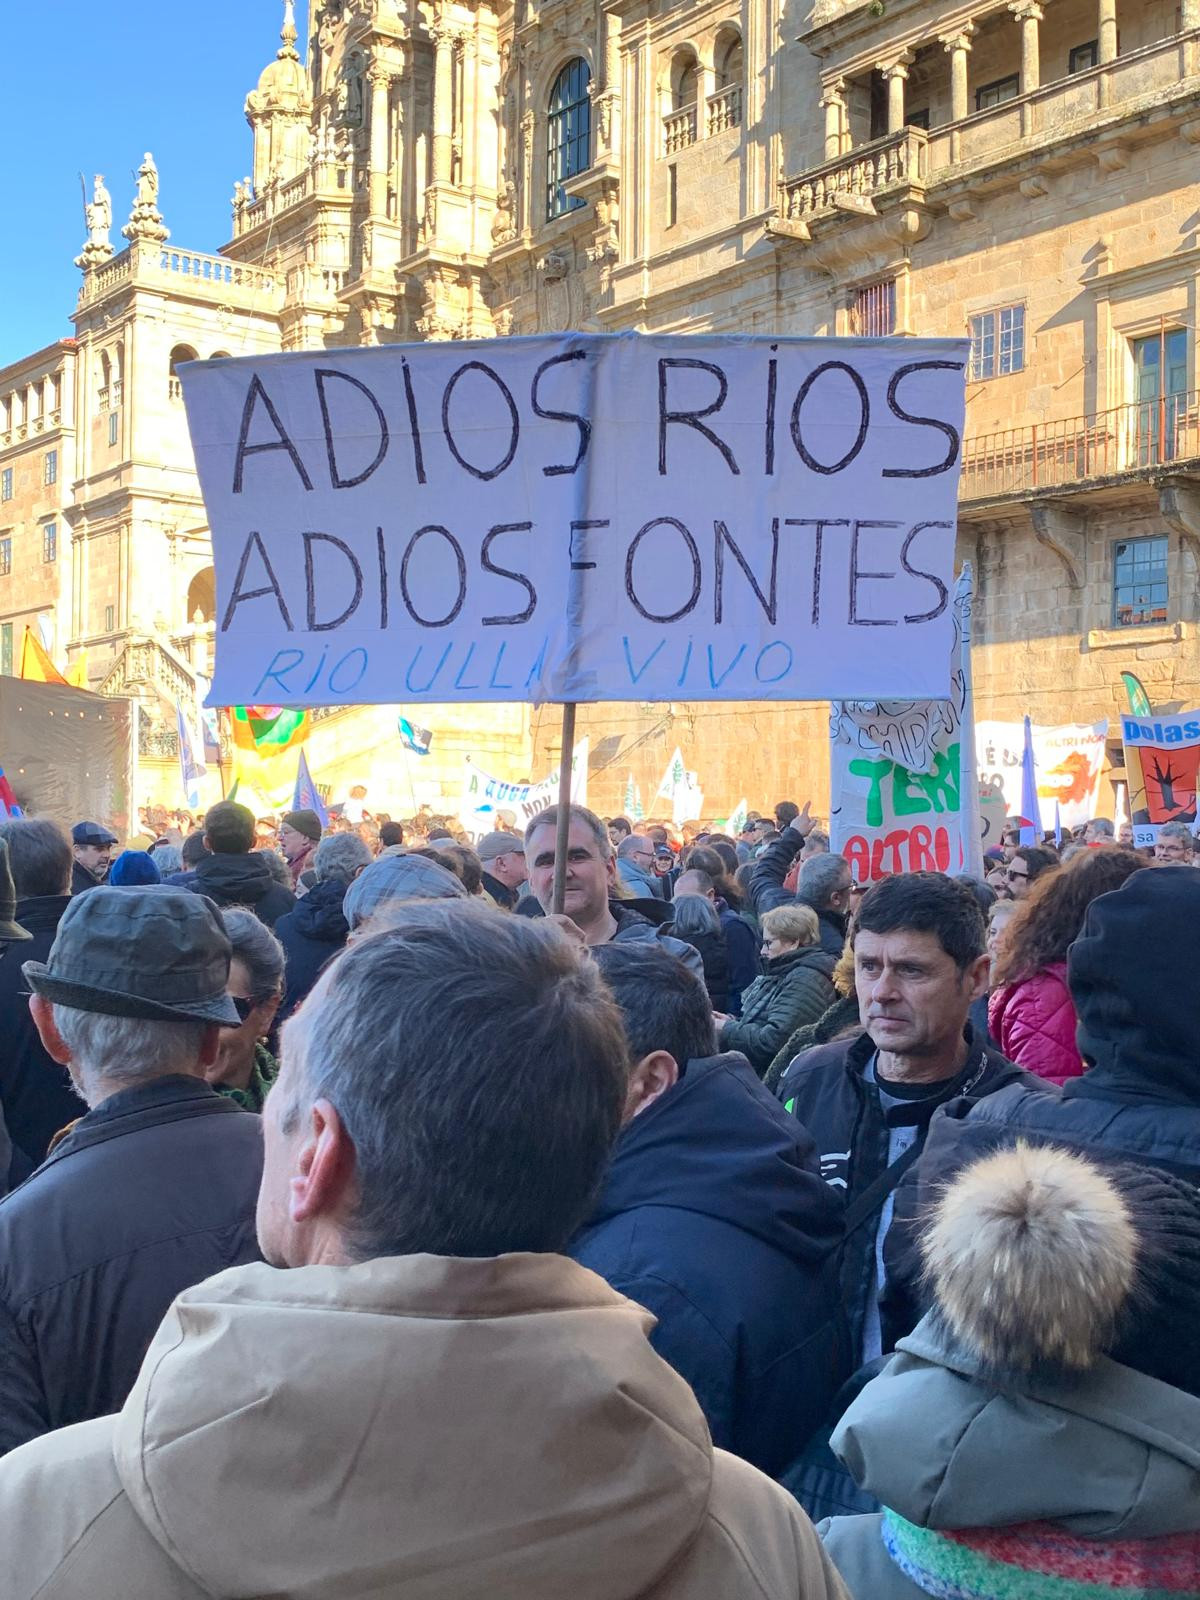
0, 1, 308, 368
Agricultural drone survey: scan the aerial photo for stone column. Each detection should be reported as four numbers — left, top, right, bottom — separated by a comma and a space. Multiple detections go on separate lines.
940, 25, 975, 123
431, 22, 455, 185
820, 77, 846, 159
878, 52, 915, 135
1011, 1, 1044, 94
368, 63, 392, 218
1097, 0, 1118, 63
1184, 0, 1200, 28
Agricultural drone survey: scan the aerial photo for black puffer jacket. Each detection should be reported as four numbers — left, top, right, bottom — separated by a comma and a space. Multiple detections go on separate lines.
0, 896, 79, 1185
189, 851, 295, 928
720, 947, 838, 1076
673, 926, 731, 1011
0, 1075, 262, 1457
274, 878, 351, 1021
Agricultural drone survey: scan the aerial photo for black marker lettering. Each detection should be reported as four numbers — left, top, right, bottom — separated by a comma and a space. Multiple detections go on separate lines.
765, 353, 778, 476
901, 521, 952, 621
882, 361, 964, 478
849, 519, 901, 626
569, 519, 608, 571
315, 368, 389, 489
657, 359, 740, 477
625, 517, 702, 623
790, 362, 870, 475
303, 532, 364, 631
783, 518, 850, 626
442, 361, 520, 481
377, 527, 389, 629
400, 525, 468, 627
531, 351, 592, 477
220, 530, 295, 631
481, 522, 537, 625
400, 357, 427, 484
232, 375, 313, 493
714, 518, 779, 624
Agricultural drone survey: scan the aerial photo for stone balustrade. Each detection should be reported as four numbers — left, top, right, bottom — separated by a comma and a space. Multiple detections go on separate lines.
78, 242, 284, 312
779, 128, 927, 220
231, 161, 352, 238
706, 84, 743, 136
663, 105, 699, 155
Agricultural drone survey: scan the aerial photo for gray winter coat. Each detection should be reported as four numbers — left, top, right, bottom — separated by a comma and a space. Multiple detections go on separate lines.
819, 1316, 1200, 1600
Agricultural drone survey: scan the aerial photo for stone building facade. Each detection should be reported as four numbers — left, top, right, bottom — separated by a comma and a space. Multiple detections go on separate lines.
2, 0, 1199, 815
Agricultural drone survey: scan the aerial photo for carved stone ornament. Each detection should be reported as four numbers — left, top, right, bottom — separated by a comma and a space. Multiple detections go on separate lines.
76, 173, 115, 269
492, 182, 518, 243
122, 152, 170, 246
538, 249, 569, 282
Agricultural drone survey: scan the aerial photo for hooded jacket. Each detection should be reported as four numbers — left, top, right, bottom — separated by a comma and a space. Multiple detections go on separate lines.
988, 961, 1083, 1086
0, 1254, 851, 1600
273, 878, 351, 1021
916, 866, 1200, 1220
189, 851, 295, 928
820, 1143, 1200, 1600
571, 1052, 847, 1477
0, 894, 79, 1184
721, 946, 838, 1076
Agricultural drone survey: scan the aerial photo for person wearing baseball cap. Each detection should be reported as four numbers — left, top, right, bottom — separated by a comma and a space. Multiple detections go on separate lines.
476, 830, 527, 910
0, 887, 264, 1458
70, 821, 118, 896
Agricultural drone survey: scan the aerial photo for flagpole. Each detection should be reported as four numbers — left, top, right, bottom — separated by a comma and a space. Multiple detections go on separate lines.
551, 703, 577, 916
400, 740, 420, 816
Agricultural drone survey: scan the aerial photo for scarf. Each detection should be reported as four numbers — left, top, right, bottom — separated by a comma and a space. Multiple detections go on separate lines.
217, 1043, 279, 1114
883, 1511, 1200, 1600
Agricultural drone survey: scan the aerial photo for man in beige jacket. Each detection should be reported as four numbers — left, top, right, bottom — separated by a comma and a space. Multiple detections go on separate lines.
0, 901, 847, 1600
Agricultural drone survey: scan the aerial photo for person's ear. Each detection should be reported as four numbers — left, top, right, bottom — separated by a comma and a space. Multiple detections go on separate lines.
197, 1023, 221, 1068
623, 1050, 680, 1122
604, 853, 618, 884
290, 1098, 356, 1226
965, 953, 991, 1002
30, 994, 70, 1065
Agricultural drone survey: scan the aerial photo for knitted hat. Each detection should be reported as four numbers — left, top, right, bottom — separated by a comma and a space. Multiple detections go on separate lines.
108, 849, 163, 887
281, 809, 322, 843
924, 1142, 1200, 1396
343, 851, 467, 930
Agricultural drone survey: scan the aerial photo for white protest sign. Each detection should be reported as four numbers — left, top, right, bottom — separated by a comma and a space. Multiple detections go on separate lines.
977, 720, 1109, 831
180, 333, 968, 708
460, 740, 589, 833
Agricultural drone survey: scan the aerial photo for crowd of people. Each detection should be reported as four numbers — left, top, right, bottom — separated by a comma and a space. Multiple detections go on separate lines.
0, 787, 1197, 1599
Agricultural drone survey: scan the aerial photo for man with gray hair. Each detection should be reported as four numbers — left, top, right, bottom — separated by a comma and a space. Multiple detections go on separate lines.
0, 818, 81, 1182
273, 830, 373, 1021
0, 902, 845, 1600
1154, 819, 1196, 865
795, 853, 855, 956
0, 887, 263, 1458
524, 804, 704, 979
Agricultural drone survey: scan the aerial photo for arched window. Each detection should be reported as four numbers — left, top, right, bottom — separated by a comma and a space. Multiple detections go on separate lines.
546, 58, 591, 220
168, 345, 197, 402
186, 565, 216, 625
717, 34, 744, 89
673, 53, 700, 111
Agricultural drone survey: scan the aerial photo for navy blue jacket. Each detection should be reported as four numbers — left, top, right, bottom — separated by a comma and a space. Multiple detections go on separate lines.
273, 878, 350, 1022
570, 1051, 847, 1478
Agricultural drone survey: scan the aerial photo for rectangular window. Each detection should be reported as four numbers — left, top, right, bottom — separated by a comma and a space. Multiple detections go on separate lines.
108, 412, 119, 448
42, 523, 57, 564
975, 74, 1020, 111
104, 604, 114, 633
1069, 40, 1099, 73
906, 107, 930, 131
970, 305, 1026, 380
852, 279, 897, 338
1113, 535, 1169, 628
0, 624, 11, 677
0, 539, 11, 577
44, 449, 57, 486
0, 469, 10, 502
667, 163, 678, 227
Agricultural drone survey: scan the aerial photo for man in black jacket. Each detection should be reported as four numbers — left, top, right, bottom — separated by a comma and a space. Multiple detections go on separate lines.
0, 820, 81, 1186
777, 873, 1035, 1366
751, 813, 853, 957
185, 800, 294, 928
70, 821, 116, 896
571, 944, 846, 1478
0, 886, 263, 1457
274, 832, 372, 1022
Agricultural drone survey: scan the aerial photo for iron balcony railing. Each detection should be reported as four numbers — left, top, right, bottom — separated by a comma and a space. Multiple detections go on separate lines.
960, 391, 1200, 500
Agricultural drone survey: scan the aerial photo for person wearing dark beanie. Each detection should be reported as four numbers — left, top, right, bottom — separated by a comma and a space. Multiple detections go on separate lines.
107, 851, 162, 887
821, 1143, 1200, 1600
278, 810, 322, 889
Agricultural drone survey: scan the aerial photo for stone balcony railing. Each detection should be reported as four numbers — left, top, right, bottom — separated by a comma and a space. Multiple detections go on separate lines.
779, 127, 927, 222
961, 391, 1200, 502
78, 244, 284, 313
706, 83, 743, 135
663, 105, 699, 154
231, 159, 355, 238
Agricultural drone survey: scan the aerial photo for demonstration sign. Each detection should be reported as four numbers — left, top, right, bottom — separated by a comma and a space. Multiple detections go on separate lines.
1120, 710, 1200, 847
460, 740, 589, 834
180, 333, 968, 707
977, 720, 1108, 832
830, 567, 981, 881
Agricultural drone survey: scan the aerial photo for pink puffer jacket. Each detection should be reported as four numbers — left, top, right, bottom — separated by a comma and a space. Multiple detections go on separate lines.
988, 962, 1083, 1086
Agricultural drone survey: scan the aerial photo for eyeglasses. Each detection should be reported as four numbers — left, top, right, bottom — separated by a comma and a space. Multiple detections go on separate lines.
223, 995, 268, 1026
1005, 867, 1028, 881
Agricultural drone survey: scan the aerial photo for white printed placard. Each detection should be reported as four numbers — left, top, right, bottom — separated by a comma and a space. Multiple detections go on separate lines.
180, 333, 968, 707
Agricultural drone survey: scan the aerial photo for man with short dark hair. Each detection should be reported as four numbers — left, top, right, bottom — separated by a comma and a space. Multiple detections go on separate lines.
777, 873, 1034, 1365
572, 944, 845, 1479
524, 804, 704, 978
379, 820, 405, 850
0, 819, 81, 1183
775, 800, 800, 831
1, 903, 846, 1600
70, 821, 116, 896
0, 887, 262, 1458
185, 800, 295, 927
476, 829, 527, 910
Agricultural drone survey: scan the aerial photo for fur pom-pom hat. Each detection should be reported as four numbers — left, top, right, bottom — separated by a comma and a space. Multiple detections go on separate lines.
922, 1143, 1200, 1392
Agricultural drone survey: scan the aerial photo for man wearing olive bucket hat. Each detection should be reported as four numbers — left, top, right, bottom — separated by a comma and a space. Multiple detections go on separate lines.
0, 886, 264, 1458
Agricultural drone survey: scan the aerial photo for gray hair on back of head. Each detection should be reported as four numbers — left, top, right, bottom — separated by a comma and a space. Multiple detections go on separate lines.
51, 1007, 209, 1107
314, 832, 373, 885
220, 906, 284, 999
798, 851, 851, 909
